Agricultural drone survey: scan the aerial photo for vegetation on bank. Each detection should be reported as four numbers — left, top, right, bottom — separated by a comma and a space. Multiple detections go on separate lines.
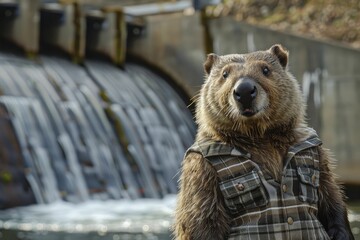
208, 0, 360, 49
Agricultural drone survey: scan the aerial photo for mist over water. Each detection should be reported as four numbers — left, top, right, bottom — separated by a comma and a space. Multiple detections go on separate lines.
0, 196, 176, 240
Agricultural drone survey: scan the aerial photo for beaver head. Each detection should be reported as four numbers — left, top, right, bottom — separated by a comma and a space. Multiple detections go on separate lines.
196, 44, 305, 140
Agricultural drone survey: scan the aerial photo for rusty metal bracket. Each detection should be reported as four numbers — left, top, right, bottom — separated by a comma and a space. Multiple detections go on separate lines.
125, 14, 146, 42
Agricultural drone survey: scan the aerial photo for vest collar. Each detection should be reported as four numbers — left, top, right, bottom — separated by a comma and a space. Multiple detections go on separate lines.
191, 128, 321, 164
283, 134, 322, 170
192, 139, 251, 158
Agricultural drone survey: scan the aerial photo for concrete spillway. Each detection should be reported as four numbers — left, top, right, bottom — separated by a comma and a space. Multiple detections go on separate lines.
0, 53, 195, 209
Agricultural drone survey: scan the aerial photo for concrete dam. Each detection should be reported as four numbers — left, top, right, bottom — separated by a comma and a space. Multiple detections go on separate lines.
0, 0, 199, 209
0, 0, 359, 239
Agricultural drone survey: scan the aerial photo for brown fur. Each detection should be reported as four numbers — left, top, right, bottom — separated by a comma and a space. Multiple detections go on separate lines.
318, 147, 354, 239
174, 152, 231, 240
174, 44, 353, 240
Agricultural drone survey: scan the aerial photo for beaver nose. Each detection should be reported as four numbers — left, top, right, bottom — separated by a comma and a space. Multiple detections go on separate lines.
233, 78, 257, 107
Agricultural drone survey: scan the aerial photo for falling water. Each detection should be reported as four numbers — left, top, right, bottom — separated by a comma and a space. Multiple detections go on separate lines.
0, 52, 195, 204
0, 52, 195, 238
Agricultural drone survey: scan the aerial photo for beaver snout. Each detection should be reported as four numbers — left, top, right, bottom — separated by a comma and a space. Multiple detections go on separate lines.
233, 78, 257, 109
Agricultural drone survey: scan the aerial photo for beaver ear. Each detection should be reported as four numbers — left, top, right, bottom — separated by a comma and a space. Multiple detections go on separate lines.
268, 44, 288, 69
204, 53, 219, 75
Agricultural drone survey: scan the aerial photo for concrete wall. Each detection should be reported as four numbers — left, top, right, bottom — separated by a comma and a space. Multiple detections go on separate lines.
127, 12, 206, 98
208, 18, 360, 183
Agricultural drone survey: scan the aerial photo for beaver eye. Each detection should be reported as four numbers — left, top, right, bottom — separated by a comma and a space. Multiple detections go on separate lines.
222, 71, 229, 79
262, 66, 270, 76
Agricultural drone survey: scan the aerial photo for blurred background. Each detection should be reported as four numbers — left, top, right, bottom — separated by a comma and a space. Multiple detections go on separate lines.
0, 0, 358, 239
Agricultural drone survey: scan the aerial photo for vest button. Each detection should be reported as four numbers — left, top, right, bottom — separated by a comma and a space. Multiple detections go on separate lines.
236, 183, 245, 191
282, 184, 287, 193
287, 217, 294, 225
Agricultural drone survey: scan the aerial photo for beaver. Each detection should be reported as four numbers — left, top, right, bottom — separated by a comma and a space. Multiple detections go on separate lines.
174, 44, 354, 240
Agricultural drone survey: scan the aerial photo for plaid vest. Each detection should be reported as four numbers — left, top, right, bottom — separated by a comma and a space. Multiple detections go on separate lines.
187, 133, 331, 240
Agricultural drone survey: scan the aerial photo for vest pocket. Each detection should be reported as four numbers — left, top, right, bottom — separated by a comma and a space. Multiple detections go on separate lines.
219, 171, 268, 213
297, 166, 320, 204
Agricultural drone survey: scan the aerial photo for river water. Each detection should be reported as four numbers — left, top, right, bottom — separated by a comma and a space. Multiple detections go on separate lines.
0, 196, 176, 240
0, 197, 359, 240
349, 202, 360, 239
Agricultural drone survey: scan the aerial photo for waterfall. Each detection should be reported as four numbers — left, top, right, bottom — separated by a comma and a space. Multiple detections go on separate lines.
0, 53, 195, 209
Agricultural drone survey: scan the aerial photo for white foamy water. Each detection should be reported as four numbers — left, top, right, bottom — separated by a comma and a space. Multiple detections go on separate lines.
0, 195, 177, 236
1, 197, 360, 240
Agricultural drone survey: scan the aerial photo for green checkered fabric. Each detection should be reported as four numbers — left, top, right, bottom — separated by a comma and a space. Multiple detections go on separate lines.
187, 130, 330, 240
